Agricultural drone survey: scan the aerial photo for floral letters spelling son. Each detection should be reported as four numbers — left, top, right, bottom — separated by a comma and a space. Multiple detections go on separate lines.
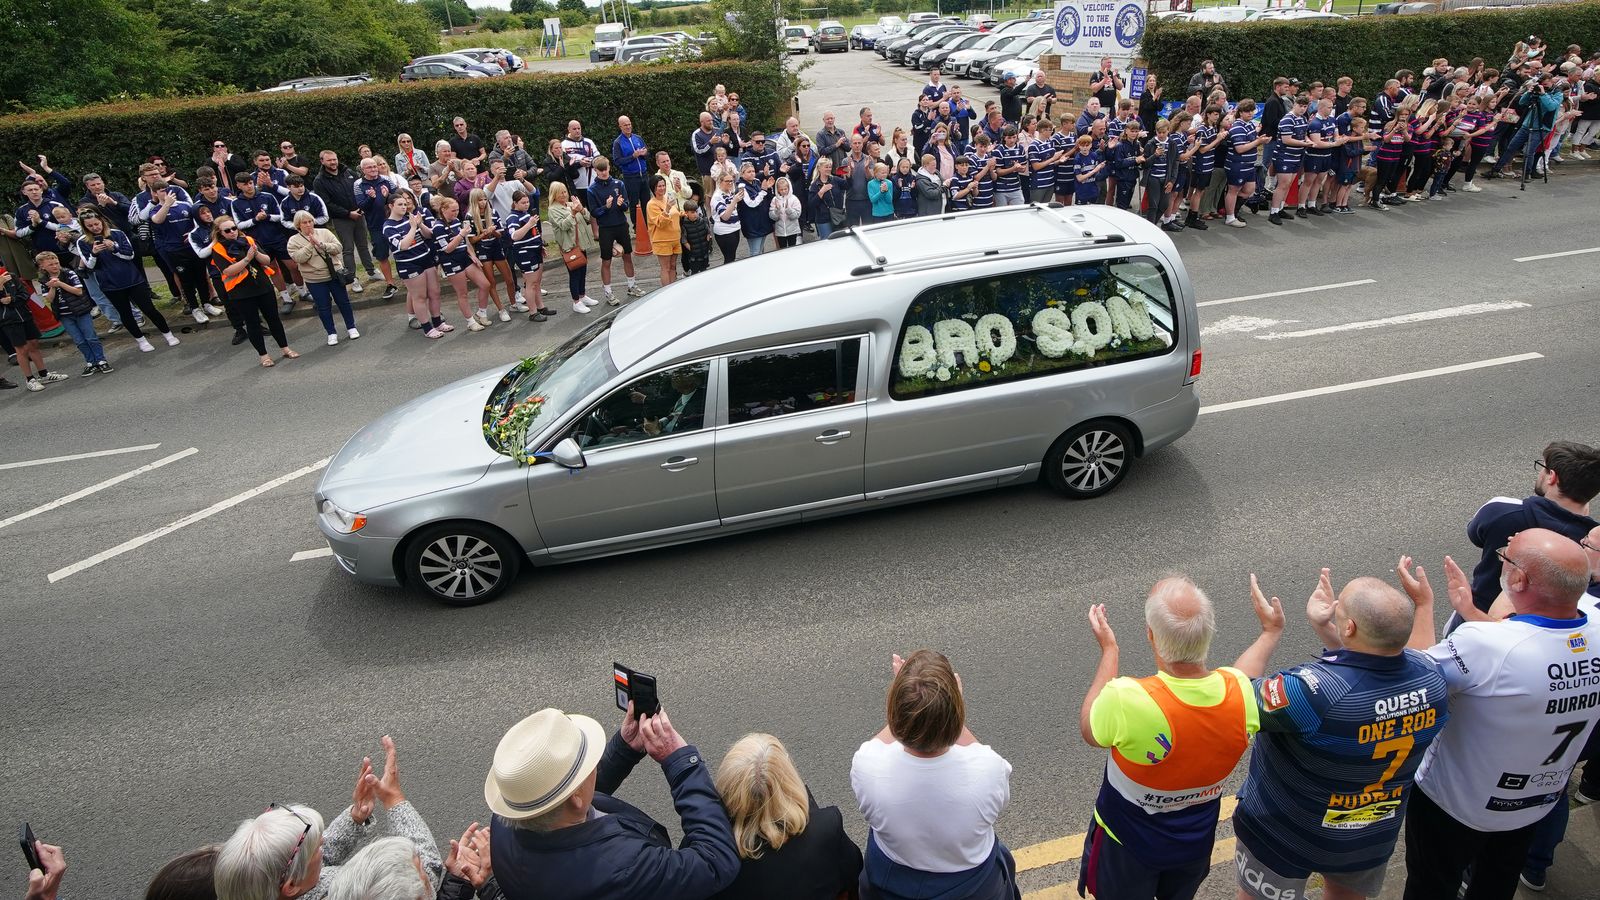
898, 293, 1159, 383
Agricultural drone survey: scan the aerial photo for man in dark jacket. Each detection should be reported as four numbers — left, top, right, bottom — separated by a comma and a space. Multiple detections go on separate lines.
488, 706, 739, 900
313, 150, 393, 298
1187, 60, 1226, 98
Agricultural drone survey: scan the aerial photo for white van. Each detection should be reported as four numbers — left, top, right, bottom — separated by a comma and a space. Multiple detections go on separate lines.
593, 22, 628, 59
907, 11, 941, 22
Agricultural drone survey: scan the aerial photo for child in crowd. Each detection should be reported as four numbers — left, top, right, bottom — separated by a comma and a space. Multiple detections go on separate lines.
1073, 134, 1104, 206
968, 133, 997, 209
947, 154, 977, 211
1110, 121, 1144, 210
679, 199, 711, 275
1428, 136, 1459, 199
1334, 116, 1371, 214
891, 157, 918, 219
36, 251, 110, 376
868, 163, 895, 223
0, 265, 69, 391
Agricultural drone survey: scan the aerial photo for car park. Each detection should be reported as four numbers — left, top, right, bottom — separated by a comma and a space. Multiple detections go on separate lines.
906, 28, 977, 69
907, 11, 941, 22
451, 47, 523, 72
400, 61, 485, 81
877, 14, 906, 30
891, 24, 968, 63
410, 53, 504, 77
593, 22, 628, 59
617, 34, 683, 62
851, 24, 883, 48
815, 20, 849, 51
945, 27, 1047, 77
980, 34, 1052, 82
784, 24, 815, 52
921, 31, 992, 71
877, 20, 950, 57
260, 74, 371, 93
966, 13, 998, 28
314, 204, 1200, 606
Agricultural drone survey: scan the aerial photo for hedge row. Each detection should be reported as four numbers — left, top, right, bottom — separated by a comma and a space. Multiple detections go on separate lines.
1142, 2, 1600, 103
0, 61, 784, 196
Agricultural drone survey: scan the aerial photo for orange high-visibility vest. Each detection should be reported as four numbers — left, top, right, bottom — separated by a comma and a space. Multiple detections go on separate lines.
211, 236, 276, 293
1103, 672, 1250, 813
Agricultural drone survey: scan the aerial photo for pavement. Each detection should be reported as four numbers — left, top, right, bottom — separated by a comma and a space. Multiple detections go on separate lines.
3, 46, 1600, 899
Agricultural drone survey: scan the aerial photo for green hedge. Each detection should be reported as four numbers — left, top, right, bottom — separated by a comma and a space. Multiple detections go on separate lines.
0, 61, 784, 195
1143, 2, 1600, 102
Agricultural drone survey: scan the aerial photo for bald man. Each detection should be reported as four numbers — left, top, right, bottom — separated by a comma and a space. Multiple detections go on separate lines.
1080, 575, 1283, 900
1233, 568, 1449, 900
1401, 528, 1600, 900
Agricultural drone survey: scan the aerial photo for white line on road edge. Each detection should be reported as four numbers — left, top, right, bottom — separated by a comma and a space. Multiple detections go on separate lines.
290, 548, 333, 562
1254, 301, 1530, 341
0, 443, 161, 472
1198, 279, 1375, 308
1514, 247, 1600, 263
47, 457, 331, 584
0, 448, 199, 532
1199, 353, 1543, 416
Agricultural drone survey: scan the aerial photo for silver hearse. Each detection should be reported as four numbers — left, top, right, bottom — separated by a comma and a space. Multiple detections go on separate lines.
314, 205, 1202, 604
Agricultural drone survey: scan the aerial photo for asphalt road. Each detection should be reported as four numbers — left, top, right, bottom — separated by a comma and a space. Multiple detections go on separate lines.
3, 48, 1600, 899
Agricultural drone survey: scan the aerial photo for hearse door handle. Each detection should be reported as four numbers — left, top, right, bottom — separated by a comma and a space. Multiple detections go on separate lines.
661, 455, 699, 471
815, 429, 852, 444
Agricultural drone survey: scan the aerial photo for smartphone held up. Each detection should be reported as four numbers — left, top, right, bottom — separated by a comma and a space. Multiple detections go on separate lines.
612, 663, 660, 718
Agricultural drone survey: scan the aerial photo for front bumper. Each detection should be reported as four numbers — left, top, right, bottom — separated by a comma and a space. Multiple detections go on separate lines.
316, 518, 403, 587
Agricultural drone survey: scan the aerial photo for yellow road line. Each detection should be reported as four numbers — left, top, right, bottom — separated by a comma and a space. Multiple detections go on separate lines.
1020, 835, 1238, 900
1015, 797, 1239, 873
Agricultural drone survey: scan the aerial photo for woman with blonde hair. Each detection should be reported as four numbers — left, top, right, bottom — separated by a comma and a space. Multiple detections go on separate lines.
712, 733, 862, 900
545, 182, 598, 312
286, 209, 359, 345
428, 194, 496, 332
466, 187, 516, 320
207, 215, 299, 366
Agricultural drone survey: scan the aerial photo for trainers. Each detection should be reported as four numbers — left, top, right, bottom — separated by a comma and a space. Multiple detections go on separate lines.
97, 361, 114, 374
347, 328, 360, 340
1483, 154, 1498, 165
280, 298, 294, 314
0, 376, 14, 389
163, 332, 180, 346
474, 310, 491, 326
136, 337, 155, 352
191, 307, 210, 324
539, 306, 557, 316
203, 303, 224, 316
627, 285, 646, 297
1294, 207, 1308, 219
529, 311, 548, 322
540, 287, 548, 296
1269, 211, 1283, 225
573, 300, 592, 314
511, 301, 530, 313
579, 296, 598, 308
498, 308, 511, 323
408, 316, 421, 330
424, 327, 444, 339
381, 284, 400, 301
514, 292, 526, 307
1306, 206, 1324, 216
349, 279, 365, 293
1462, 182, 1483, 192
232, 330, 247, 346
1226, 217, 1246, 227
25, 378, 43, 392
606, 294, 623, 307
1334, 206, 1355, 215
466, 318, 485, 332
107, 322, 123, 334
327, 334, 339, 346
81, 363, 97, 377
1520, 870, 1547, 892
41, 371, 70, 383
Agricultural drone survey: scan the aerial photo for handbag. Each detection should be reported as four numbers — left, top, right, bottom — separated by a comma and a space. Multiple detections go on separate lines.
828, 204, 848, 228
561, 245, 587, 270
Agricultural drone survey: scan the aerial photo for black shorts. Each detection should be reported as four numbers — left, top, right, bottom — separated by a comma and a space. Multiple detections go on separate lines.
598, 224, 632, 260
1191, 170, 1214, 189
2, 316, 42, 346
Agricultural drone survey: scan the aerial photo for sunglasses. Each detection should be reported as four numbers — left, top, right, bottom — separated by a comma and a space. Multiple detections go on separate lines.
220, 226, 238, 234
267, 803, 313, 884
214, 143, 227, 149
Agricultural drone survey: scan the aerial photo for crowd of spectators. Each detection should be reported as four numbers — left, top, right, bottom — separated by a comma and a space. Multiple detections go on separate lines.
19, 443, 1600, 900
3, 32, 1597, 391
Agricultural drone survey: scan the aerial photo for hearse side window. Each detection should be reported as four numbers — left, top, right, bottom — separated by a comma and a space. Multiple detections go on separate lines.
726, 339, 861, 424
890, 257, 1177, 400
575, 362, 711, 450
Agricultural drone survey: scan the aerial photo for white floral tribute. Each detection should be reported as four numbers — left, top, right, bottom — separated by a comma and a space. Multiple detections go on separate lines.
899, 291, 1160, 381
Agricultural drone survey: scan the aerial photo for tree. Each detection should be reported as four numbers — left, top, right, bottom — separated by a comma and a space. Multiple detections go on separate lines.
421, 0, 478, 28
708, 0, 785, 62
480, 9, 520, 31
556, 0, 589, 15
0, 0, 196, 110
510, 0, 556, 15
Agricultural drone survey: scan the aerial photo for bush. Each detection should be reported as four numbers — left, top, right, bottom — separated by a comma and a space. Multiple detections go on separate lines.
480, 10, 520, 31
1142, 2, 1600, 101
0, 61, 785, 196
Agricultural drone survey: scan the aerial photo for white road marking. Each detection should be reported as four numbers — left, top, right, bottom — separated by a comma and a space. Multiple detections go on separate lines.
0, 443, 161, 472
1198, 279, 1375, 308
1254, 301, 1530, 341
1514, 246, 1600, 263
0, 448, 199, 532
1200, 315, 1296, 337
1200, 353, 1543, 416
48, 457, 331, 584
291, 548, 333, 562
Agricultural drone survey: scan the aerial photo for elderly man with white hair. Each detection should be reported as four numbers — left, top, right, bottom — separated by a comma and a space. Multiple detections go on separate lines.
328, 830, 495, 900
1077, 574, 1284, 900
215, 737, 444, 900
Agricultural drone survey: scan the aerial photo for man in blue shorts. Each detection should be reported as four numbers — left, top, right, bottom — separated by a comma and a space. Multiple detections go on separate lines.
1234, 565, 1449, 900
1224, 100, 1268, 228
1268, 94, 1311, 225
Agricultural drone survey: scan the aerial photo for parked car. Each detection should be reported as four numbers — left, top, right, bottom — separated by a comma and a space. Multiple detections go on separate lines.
891, 25, 967, 63
1256, 8, 1348, 18
1394, 2, 1441, 12
783, 24, 815, 53
921, 31, 993, 71
650, 30, 708, 44
906, 11, 941, 22
980, 34, 1053, 82
400, 61, 485, 81
877, 20, 950, 57
593, 22, 628, 59
314, 205, 1200, 605
944, 28, 1045, 77
260, 74, 371, 93
907, 28, 977, 69
409, 53, 503, 77
851, 24, 884, 48
1189, 6, 1259, 21
815, 20, 849, 51
966, 13, 998, 28
995, 38, 1054, 83
450, 47, 522, 72
613, 35, 674, 61
877, 14, 907, 29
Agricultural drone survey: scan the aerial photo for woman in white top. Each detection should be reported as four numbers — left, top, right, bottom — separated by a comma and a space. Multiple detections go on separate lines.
709, 171, 743, 268
770, 177, 803, 249
851, 650, 1015, 900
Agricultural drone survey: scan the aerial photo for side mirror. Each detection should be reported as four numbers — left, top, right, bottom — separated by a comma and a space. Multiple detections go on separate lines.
549, 437, 587, 470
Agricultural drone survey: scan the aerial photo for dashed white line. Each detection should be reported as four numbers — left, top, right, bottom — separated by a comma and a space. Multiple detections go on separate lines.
48, 457, 331, 584
1514, 247, 1600, 263
1198, 279, 1376, 308
1199, 353, 1543, 415
0, 448, 199, 531
291, 548, 334, 562
1254, 301, 1530, 341
0, 443, 161, 472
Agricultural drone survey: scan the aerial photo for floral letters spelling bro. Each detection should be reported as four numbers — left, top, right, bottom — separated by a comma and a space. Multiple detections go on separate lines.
894, 263, 1171, 396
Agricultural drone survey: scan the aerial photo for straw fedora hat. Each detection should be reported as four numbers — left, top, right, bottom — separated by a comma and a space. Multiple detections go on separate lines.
484, 709, 606, 820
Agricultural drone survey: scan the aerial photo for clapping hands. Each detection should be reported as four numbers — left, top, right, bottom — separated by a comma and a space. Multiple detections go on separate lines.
445, 822, 492, 888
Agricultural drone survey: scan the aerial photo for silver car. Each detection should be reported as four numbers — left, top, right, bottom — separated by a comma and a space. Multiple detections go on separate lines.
314, 205, 1202, 604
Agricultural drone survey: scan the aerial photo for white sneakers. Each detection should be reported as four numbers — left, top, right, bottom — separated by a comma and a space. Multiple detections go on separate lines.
136, 337, 155, 352
467, 318, 486, 332
191, 307, 209, 324
626, 284, 645, 297
1462, 182, 1482, 192
572, 300, 592, 314
511, 300, 530, 313
327, 334, 340, 346
498, 308, 511, 323
350, 280, 365, 293
474, 309, 492, 327
348, 328, 360, 340
163, 332, 180, 346
203, 303, 224, 316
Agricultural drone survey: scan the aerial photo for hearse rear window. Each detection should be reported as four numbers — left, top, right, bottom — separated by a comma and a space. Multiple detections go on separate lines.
891, 258, 1177, 400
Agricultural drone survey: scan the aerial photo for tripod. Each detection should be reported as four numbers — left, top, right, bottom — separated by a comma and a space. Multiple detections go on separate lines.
1520, 127, 1551, 191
